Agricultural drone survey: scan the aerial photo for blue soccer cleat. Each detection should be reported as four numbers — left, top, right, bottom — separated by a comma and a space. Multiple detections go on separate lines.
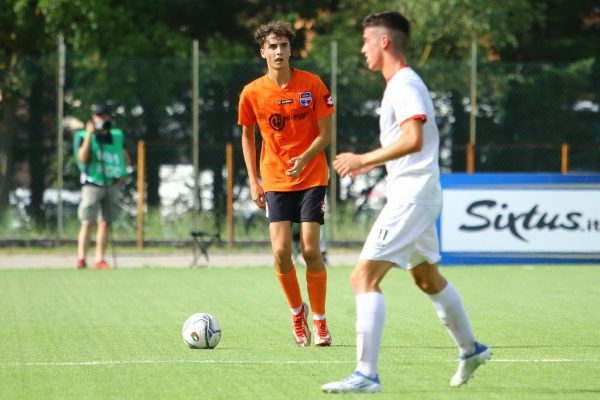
450, 342, 492, 387
321, 371, 381, 393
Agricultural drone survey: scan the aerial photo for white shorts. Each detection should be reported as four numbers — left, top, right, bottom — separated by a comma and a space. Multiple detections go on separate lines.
359, 202, 442, 270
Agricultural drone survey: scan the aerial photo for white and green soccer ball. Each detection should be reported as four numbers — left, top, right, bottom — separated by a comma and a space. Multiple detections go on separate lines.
182, 313, 222, 349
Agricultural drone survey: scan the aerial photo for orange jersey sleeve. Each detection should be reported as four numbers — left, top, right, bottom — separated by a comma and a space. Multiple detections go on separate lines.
238, 69, 335, 192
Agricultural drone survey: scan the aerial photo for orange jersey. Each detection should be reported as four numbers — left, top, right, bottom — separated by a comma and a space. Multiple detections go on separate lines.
238, 68, 334, 192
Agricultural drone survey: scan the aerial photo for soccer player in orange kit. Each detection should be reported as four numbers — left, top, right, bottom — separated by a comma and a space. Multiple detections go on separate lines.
238, 21, 334, 347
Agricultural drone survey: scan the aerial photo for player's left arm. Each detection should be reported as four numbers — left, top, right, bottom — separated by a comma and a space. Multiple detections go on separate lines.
333, 118, 423, 177
286, 115, 332, 178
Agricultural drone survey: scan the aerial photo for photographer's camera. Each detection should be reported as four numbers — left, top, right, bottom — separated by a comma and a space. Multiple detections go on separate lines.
94, 120, 112, 131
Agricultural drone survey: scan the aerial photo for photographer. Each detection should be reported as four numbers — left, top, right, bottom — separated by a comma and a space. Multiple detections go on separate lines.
73, 103, 130, 269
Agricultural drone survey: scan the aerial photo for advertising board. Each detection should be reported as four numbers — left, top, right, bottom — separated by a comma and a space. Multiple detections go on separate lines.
440, 174, 600, 264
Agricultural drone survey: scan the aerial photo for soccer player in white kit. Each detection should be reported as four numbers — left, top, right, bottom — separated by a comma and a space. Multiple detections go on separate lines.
321, 11, 491, 393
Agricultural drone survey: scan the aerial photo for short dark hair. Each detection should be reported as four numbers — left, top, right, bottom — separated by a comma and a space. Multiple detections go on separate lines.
254, 21, 296, 48
363, 11, 410, 37
363, 11, 410, 52
91, 103, 111, 116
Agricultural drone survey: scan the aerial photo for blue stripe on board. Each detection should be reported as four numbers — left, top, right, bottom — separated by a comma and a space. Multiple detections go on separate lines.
441, 252, 600, 265
441, 173, 600, 188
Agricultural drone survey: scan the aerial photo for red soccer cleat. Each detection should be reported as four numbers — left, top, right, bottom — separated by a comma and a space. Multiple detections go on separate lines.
93, 260, 111, 269
313, 319, 332, 346
292, 302, 311, 347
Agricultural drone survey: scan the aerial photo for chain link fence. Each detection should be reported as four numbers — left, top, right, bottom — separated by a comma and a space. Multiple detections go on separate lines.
1, 47, 598, 242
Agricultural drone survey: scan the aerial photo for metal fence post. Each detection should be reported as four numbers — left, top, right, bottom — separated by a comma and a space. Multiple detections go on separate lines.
137, 140, 146, 248
469, 37, 477, 151
192, 40, 200, 231
329, 40, 338, 241
56, 33, 66, 239
226, 143, 234, 245
467, 143, 475, 173
561, 143, 569, 174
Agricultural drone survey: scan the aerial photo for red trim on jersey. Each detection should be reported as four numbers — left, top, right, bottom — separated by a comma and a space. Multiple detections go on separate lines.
400, 114, 427, 126
386, 65, 410, 84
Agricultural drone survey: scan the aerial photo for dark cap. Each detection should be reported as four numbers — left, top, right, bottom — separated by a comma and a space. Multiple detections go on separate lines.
91, 103, 111, 115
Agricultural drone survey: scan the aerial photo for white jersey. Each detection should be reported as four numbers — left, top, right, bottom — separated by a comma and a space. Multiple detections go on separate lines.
379, 67, 441, 205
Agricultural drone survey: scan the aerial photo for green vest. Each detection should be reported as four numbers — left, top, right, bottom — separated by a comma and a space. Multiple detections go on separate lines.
74, 129, 127, 186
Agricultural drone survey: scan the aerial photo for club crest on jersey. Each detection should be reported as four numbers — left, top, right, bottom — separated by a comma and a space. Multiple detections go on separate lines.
299, 91, 313, 107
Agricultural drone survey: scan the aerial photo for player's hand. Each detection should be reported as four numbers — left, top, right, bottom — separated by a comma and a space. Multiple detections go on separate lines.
251, 184, 266, 209
333, 152, 364, 178
85, 121, 94, 135
286, 156, 305, 178
348, 165, 375, 178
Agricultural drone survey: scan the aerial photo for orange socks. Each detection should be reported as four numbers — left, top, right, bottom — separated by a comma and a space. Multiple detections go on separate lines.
276, 267, 328, 316
306, 269, 327, 316
275, 266, 303, 310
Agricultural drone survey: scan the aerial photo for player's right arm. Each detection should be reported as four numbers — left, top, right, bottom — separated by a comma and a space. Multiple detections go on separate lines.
334, 118, 424, 178
241, 124, 265, 209
77, 121, 95, 164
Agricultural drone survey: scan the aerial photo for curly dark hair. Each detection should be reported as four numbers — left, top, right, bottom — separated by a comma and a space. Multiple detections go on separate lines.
254, 21, 296, 48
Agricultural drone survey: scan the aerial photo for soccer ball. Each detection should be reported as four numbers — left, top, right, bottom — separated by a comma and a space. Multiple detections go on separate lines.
182, 313, 222, 349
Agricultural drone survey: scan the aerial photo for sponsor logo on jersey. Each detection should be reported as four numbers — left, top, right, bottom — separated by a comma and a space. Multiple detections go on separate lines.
269, 111, 310, 131
277, 99, 293, 105
269, 114, 285, 131
299, 91, 313, 107
324, 94, 334, 108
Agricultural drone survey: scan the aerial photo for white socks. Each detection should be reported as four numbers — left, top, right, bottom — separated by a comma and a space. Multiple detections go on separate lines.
355, 292, 385, 379
353, 283, 475, 380
428, 282, 476, 356
291, 306, 325, 320
291, 305, 303, 315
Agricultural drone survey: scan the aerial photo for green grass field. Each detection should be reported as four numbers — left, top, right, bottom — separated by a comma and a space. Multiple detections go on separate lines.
1, 264, 599, 399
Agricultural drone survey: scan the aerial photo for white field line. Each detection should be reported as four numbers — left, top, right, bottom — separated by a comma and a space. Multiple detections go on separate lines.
492, 358, 599, 363
1, 360, 354, 367
0, 358, 598, 367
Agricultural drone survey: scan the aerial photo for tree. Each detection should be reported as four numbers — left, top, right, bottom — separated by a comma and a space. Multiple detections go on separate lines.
0, 0, 58, 225
308, 0, 599, 173
1, 0, 597, 229
0, 0, 339, 224
500, 0, 600, 62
